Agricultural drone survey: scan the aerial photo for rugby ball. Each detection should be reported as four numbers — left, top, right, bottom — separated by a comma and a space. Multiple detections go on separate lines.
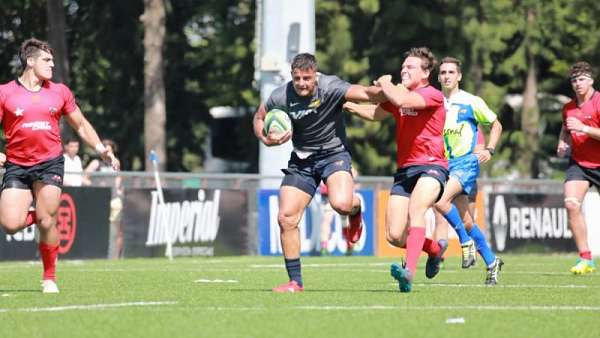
263, 109, 292, 135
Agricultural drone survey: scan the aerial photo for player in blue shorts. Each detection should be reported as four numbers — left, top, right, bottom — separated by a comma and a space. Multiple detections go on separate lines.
253, 53, 381, 292
433, 57, 504, 285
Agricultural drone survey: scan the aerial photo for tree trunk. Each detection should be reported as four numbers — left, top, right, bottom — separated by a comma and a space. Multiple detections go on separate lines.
520, 8, 540, 178
46, 0, 69, 84
141, 0, 167, 171
46, 0, 72, 140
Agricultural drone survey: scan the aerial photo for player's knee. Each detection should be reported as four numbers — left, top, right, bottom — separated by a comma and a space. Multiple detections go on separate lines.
1, 224, 21, 235
564, 197, 582, 213
35, 216, 56, 231
386, 228, 405, 246
433, 201, 450, 214
277, 211, 299, 231
330, 200, 353, 216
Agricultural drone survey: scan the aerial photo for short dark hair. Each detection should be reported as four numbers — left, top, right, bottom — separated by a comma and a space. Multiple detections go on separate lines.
291, 53, 317, 71
440, 56, 462, 73
64, 137, 79, 145
405, 47, 437, 73
19, 38, 53, 68
569, 61, 593, 79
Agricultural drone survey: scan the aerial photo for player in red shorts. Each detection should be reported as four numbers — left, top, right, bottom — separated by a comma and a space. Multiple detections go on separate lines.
0, 38, 119, 293
557, 61, 600, 274
344, 47, 448, 292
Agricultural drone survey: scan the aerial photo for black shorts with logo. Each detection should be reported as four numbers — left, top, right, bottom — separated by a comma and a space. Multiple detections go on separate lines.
390, 164, 449, 202
2, 155, 65, 190
565, 160, 600, 189
281, 149, 353, 196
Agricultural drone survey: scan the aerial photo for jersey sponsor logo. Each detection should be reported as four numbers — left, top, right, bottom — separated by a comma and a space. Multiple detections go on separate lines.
14, 107, 24, 116
21, 121, 51, 131
400, 108, 417, 116
443, 123, 466, 137
289, 108, 316, 120
308, 99, 321, 108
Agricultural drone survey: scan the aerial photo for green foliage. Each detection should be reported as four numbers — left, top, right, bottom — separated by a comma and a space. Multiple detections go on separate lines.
2, 1, 600, 175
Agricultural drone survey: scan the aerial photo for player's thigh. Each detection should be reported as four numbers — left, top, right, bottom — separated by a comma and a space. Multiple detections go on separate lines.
325, 170, 354, 210
409, 176, 442, 216
0, 188, 33, 228
386, 195, 409, 240
278, 185, 312, 228
32, 182, 62, 220
435, 177, 463, 210
564, 180, 589, 201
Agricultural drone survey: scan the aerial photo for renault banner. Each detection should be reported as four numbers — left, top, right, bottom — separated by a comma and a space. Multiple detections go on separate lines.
488, 192, 576, 252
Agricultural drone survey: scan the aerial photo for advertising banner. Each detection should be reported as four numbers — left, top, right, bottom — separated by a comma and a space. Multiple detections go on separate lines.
488, 193, 576, 252
257, 189, 375, 256
0, 187, 111, 260
122, 188, 249, 257
374, 189, 485, 257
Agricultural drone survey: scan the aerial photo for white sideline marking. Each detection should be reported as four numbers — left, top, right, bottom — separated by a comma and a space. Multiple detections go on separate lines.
251, 263, 391, 268
410, 283, 593, 289
188, 304, 600, 312
296, 305, 600, 311
0, 301, 177, 313
194, 279, 239, 283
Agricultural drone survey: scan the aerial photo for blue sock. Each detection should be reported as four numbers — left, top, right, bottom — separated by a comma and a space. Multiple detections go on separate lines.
467, 225, 496, 266
284, 258, 303, 286
443, 205, 471, 244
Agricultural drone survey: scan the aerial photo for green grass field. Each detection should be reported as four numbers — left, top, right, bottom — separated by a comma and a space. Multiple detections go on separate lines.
0, 254, 598, 338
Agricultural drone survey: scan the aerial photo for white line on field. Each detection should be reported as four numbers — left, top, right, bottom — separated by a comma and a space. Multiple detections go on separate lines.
194, 279, 239, 283
177, 304, 600, 312
295, 305, 600, 311
409, 283, 594, 289
0, 301, 178, 313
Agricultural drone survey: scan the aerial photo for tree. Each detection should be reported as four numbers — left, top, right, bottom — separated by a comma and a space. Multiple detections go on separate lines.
141, 0, 167, 171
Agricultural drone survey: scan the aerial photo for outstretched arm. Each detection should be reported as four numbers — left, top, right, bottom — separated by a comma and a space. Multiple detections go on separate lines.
343, 102, 390, 121
64, 106, 119, 170
377, 75, 426, 109
345, 84, 387, 103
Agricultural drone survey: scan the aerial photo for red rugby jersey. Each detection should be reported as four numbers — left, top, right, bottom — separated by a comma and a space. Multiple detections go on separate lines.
562, 92, 600, 168
381, 85, 447, 169
0, 79, 77, 166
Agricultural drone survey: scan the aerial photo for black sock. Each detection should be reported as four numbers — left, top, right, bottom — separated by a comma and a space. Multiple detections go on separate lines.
284, 258, 302, 286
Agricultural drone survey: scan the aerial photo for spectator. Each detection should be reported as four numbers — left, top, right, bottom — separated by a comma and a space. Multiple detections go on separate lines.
62, 138, 83, 187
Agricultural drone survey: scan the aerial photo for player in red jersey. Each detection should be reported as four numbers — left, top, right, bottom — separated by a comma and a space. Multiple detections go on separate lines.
557, 61, 600, 275
344, 47, 448, 292
0, 38, 119, 293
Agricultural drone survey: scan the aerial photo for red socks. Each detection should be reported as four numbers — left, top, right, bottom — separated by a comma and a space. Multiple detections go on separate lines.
26, 210, 37, 226
422, 238, 441, 258
405, 227, 426, 274
580, 251, 592, 260
39, 242, 59, 281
